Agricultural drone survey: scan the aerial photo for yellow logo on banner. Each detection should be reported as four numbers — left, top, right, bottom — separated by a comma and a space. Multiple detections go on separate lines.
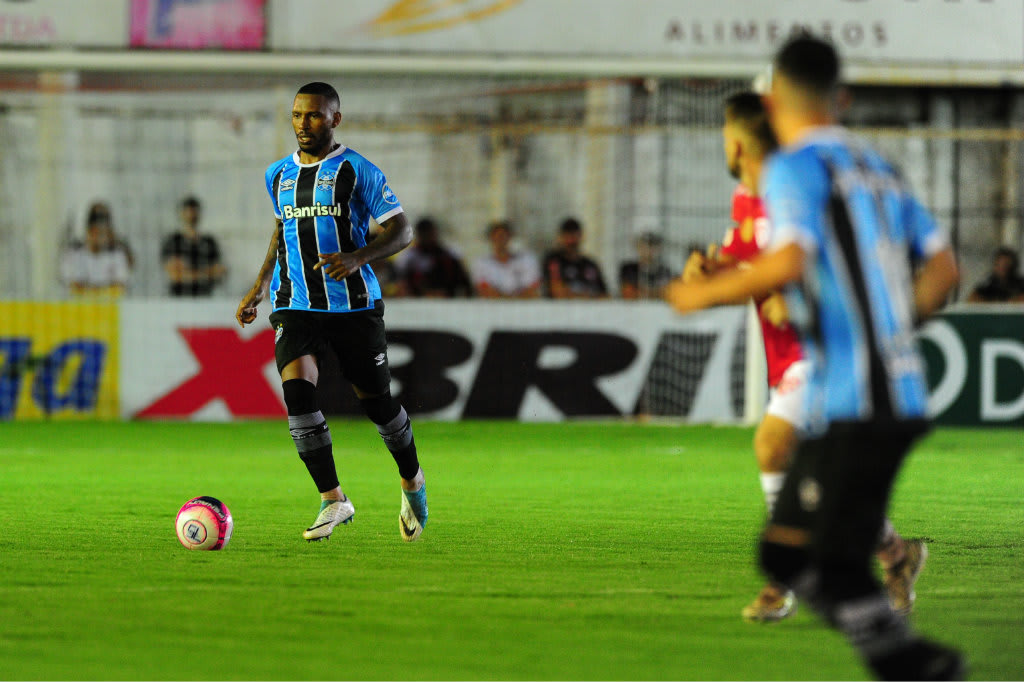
0, 302, 119, 420
370, 0, 521, 36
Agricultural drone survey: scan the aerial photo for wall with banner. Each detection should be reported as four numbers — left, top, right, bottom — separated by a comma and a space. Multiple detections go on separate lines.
2, 0, 1022, 74
119, 300, 748, 422
0, 301, 119, 419
920, 309, 1024, 427
267, 0, 1023, 67
2, 299, 1020, 426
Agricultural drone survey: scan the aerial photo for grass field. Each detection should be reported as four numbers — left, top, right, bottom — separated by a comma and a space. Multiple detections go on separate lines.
0, 421, 1021, 680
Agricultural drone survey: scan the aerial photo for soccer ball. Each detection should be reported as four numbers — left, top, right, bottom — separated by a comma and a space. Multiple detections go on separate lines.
175, 496, 233, 550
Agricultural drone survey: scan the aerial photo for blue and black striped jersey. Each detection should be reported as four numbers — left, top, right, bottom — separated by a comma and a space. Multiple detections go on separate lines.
264, 144, 403, 313
763, 126, 948, 432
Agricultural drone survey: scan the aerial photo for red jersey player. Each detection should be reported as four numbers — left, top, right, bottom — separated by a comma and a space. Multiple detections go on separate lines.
674, 92, 926, 624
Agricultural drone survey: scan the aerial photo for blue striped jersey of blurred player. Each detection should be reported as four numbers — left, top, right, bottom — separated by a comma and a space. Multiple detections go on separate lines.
264, 145, 403, 312
763, 126, 947, 433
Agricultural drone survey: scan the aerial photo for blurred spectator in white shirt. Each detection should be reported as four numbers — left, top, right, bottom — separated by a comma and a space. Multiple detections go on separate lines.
472, 220, 541, 299
61, 205, 131, 297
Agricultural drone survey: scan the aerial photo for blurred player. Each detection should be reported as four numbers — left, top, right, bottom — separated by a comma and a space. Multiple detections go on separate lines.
667, 37, 963, 679
685, 92, 927, 623
236, 82, 428, 542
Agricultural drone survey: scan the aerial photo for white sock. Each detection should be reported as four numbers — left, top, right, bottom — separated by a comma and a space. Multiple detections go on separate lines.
760, 472, 786, 515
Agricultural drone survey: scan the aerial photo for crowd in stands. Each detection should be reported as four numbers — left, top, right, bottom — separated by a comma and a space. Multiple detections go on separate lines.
60, 200, 1024, 305
382, 215, 676, 301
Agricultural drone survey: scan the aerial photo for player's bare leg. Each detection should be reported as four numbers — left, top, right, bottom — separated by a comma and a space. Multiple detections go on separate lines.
743, 415, 799, 623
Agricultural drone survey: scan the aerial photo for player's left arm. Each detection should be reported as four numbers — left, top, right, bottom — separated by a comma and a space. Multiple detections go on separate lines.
665, 243, 804, 314
666, 152, 820, 315
316, 212, 411, 281
914, 248, 958, 321
903, 192, 959, 322
316, 162, 411, 282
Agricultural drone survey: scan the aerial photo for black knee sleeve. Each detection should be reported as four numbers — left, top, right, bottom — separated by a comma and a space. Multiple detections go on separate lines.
282, 378, 318, 416
359, 392, 401, 425
360, 392, 419, 481
759, 539, 808, 588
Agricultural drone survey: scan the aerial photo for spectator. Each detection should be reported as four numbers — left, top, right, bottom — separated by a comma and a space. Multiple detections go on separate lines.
472, 220, 541, 299
61, 204, 131, 297
968, 246, 1024, 302
86, 201, 135, 269
161, 196, 226, 297
542, 217, 608, 299
619, 232, 675, 299
394, 217, 473, 298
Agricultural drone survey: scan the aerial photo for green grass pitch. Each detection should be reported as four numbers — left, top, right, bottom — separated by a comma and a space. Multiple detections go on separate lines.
0, 421, 1021, 680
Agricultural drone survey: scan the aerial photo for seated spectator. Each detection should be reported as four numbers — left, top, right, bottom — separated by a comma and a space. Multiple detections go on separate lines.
542, 217, 608, 299
61, 206, 131, 297
394, 217, 473, 298
619, 232, 675, 299
161, 196, 226, 297
968, 246, 1024, 302
472, 220, 541, 299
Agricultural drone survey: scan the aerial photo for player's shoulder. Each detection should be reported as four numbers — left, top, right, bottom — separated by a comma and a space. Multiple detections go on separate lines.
765, 141, 830, 196
338, 146, 382, 175
265, 154, 294, 180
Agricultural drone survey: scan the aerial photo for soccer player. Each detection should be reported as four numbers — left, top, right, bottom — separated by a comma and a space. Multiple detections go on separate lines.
684, 92, 927, 623
235, 82, 428, 543
666, 37, 963, 679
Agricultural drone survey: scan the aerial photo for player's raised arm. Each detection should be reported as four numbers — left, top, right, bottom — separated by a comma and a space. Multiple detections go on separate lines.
315, 212, 412, 282
236, 220, 281, 327
665, 242, 804, 314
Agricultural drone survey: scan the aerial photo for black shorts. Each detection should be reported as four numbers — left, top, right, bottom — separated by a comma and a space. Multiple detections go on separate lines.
268, 302, 391, 395
770, 419, 929, 561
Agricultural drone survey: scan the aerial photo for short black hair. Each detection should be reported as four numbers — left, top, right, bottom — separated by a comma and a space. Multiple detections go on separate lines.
296, 82, 340, 109
995, 246, 1020, 270
724, 91, 778, 154
559, 217, 582, 234
773, 35, 841, 98
415, 217, 438, 235
488, 220, 512, 236
87, 202, 111, 225
637, 232, 663, 247
181, 196, 201, 210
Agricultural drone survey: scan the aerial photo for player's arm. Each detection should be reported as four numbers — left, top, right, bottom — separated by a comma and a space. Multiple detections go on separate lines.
665, 243, 804, 314
902, 192, 959, 322
236, 220, 280, 327
316, 212, 412, 282
914, 247, 958, 322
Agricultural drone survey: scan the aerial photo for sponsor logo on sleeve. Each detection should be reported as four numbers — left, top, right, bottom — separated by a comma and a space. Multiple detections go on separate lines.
382, 184, 399, 205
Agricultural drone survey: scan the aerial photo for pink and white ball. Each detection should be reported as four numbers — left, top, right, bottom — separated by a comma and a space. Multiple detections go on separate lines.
175, 496, 233, 550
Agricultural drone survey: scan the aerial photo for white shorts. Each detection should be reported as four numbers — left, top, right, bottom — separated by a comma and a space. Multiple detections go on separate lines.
765, 359, 811, 434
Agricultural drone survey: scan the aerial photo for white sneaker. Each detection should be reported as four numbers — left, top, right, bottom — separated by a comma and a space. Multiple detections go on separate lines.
302, 497, 355, 541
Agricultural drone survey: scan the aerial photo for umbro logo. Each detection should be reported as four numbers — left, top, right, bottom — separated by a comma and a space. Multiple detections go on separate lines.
374, 353, 386, 366
280, 178, 296, 191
